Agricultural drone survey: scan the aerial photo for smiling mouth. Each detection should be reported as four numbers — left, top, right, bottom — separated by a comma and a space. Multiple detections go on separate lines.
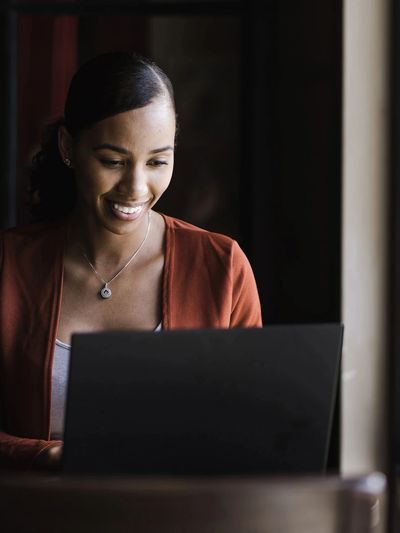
106, 199, 150, 221
112, 203, 143, 215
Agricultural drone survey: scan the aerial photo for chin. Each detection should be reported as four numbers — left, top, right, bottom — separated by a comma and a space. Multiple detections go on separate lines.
100, 218, 137, 236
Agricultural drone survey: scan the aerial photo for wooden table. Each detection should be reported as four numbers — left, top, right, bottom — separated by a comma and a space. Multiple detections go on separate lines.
0, 471, 386, 533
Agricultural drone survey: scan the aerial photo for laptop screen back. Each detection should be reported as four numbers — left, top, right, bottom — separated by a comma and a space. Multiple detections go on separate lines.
62, 324, 343, 475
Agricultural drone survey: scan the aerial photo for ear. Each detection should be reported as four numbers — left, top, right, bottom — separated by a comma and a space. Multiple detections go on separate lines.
58, 125, 74, 166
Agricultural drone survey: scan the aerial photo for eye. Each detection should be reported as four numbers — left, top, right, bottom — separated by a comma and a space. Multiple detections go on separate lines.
147, 159, 168, 167
100, 159, 125, 168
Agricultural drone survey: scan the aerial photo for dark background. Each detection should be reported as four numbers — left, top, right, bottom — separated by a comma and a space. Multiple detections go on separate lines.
0, 0, 342, 468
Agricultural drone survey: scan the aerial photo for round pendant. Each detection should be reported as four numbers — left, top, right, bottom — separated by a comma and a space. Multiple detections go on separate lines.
100, 286, 112, 299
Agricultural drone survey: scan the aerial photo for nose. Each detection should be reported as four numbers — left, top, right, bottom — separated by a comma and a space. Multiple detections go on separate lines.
116, 162, 149, 198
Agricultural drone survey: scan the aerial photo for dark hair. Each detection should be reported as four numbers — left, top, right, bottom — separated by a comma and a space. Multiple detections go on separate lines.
29, 51, 176, 222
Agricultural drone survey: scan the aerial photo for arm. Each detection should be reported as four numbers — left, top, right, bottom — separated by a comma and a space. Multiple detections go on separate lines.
0, 381, 63, 471
0, 232, 62, 471
230, 241, 263, 328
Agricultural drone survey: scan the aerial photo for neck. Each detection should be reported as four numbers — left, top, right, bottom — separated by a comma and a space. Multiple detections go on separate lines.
66, 208, 152, 269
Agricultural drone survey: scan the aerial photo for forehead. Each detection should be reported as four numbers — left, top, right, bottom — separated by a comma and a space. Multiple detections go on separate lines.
81, 97, 176, 147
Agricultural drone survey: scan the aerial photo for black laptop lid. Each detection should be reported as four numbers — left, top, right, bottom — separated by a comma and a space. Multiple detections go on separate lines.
62, 324, 343, 475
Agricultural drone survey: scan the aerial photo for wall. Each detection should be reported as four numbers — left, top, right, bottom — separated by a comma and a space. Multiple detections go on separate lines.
341, 0, 390, 474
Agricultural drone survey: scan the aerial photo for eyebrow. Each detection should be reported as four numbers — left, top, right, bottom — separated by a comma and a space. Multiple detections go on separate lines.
149, 145, 174, 154
93, 143, 129, 155
93, 143, 174, 155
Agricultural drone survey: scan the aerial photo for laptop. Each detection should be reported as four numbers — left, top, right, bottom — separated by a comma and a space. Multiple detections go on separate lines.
62, 323, 343, 475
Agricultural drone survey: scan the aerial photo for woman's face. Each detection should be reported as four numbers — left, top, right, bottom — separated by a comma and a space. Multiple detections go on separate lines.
60, 96, 176, 235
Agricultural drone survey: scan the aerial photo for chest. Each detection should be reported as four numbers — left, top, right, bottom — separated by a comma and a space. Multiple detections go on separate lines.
57, 253, 164, 344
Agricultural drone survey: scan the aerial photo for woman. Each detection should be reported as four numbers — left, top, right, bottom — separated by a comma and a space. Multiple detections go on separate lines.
0, 51, 262, 470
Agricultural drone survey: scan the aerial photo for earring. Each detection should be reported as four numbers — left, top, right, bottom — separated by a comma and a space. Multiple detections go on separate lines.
63, 157, 71, 167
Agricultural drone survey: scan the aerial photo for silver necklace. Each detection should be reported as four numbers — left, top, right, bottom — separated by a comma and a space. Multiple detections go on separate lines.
81, 211, 151, 300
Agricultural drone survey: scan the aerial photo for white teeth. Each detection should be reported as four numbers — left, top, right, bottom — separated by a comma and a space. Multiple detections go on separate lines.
113, 203, 142, 214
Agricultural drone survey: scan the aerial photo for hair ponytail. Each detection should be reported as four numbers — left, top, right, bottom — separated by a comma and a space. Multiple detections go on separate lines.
29, 118, 76, 221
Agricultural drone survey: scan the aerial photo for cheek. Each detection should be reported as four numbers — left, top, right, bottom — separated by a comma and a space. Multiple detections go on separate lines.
74, 162, 110, 198
157, 170, 173, 194
162, 161, 174, 187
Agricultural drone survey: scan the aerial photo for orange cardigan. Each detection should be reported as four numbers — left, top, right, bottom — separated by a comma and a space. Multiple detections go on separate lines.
0, 214, 262, 469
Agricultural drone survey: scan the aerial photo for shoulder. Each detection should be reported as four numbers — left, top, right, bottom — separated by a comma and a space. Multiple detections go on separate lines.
162, 214, 237, 253
0, 219, 66, 258
1, 219, 65, 239
161, 213, 253, 277
161, 214, 262, 327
